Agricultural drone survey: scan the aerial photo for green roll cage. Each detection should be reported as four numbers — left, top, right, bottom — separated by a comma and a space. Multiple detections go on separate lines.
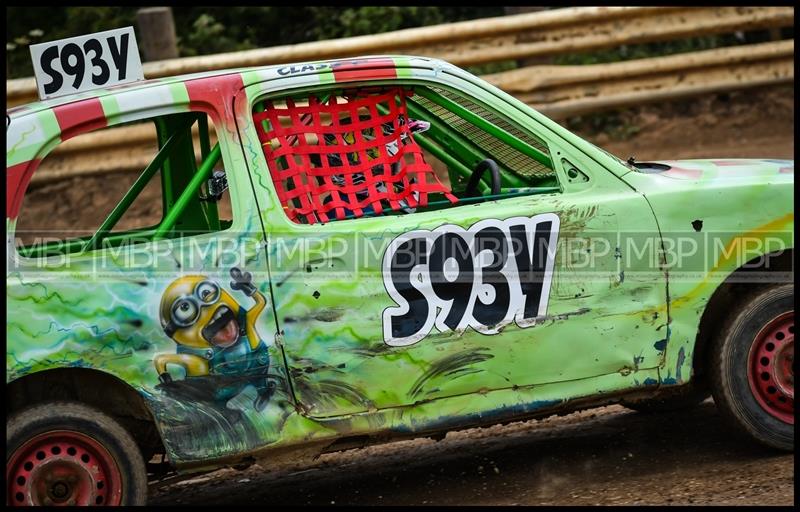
19, 84, 560, 258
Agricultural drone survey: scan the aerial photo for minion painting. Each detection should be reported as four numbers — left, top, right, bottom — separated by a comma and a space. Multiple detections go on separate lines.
154, 267, 276, 412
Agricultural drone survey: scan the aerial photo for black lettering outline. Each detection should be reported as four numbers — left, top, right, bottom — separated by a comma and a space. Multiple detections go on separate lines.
382, 213, 560, 346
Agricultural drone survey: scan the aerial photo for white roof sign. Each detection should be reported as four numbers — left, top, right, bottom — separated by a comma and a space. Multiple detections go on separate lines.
29, 27, 144, 101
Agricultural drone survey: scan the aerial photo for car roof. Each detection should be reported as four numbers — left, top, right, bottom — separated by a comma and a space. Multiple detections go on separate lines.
6, 55, 446, 120
6, 53, 632, 180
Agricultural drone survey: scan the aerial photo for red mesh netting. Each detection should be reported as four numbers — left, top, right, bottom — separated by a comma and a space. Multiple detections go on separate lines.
253, 88, 457, 224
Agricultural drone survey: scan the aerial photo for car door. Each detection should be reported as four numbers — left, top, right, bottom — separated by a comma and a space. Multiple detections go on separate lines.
236, 66, 668, 419
7, 80, 282, 461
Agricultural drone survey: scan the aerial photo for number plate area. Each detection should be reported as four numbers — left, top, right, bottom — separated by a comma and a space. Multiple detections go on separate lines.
29, 27, 144, 100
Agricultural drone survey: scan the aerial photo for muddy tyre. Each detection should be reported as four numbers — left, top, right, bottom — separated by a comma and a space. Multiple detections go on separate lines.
7, 401, 148, 506
710, 284, 794, 451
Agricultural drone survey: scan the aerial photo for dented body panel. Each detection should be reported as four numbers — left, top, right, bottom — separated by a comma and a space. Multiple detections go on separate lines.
621, 158, 794, 385
7, 56, 793, 472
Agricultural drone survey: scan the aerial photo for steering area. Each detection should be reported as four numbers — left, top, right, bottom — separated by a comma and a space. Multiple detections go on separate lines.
465, 158, 502, 197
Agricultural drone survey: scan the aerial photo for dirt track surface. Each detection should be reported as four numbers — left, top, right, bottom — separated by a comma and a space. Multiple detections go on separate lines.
582, 84, 794, 161
150, 401, 794, 506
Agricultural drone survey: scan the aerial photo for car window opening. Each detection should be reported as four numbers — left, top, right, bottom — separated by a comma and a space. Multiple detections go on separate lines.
254, 85, 560, 225
17, 112, 231, 259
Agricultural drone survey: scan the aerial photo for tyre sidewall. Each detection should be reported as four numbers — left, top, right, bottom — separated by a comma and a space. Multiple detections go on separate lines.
7, 402, 148, 506
716, 286, 793, 450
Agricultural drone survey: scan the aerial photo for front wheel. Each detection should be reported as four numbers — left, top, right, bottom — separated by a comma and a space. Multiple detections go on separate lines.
6, 401, 148, 506
710, 284, 794, 451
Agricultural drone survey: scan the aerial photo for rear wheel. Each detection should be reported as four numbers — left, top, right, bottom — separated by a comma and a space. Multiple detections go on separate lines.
7, 401, 148, 506
710, 284, 794, 451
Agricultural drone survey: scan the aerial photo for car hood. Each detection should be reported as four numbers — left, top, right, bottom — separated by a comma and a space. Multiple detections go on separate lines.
631, 158, 794, 181
620, 156, 793, 249
622, 158, 794, 195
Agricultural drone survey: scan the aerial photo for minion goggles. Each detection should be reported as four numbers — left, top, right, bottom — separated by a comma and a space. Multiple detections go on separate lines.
163, 280, 221, 336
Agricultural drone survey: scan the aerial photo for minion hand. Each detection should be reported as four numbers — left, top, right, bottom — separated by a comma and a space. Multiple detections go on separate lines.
159, 372, 173, 385
230, 267, 257, 297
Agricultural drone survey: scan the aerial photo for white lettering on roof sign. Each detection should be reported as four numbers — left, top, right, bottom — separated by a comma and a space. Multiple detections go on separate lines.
29, 27, 144, 101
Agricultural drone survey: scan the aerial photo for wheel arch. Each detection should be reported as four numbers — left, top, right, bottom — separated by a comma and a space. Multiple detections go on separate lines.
692, 247, 794, 384
7, 367, 165, 461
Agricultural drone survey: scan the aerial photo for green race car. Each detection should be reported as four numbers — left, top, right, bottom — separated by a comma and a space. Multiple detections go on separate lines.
6, 54, 793, 505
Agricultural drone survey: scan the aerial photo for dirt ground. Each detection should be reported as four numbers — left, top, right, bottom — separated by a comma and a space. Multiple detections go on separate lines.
19, 85, 795, 505
149, 401, 793, 506
588, 85, 794, 161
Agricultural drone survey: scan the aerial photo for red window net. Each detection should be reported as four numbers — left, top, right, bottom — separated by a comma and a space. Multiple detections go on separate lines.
253, 88, 457, 224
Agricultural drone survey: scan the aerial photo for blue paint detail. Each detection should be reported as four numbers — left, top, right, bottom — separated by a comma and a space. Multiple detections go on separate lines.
643, 377, 658, 386
676, 346, 686, 382
653, 338, 668, 351
662, 377, 678, 385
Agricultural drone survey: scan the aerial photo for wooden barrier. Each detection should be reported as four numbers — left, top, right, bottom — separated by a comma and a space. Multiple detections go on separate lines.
7, 6, 794, 107
8, 6, 794, 183
486, 40, 794, 118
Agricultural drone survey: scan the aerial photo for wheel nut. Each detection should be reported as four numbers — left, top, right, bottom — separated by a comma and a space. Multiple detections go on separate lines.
52, 482, 69, 499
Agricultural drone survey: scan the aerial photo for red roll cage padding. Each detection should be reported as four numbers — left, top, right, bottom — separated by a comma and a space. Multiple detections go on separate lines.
253, 88, 457, 224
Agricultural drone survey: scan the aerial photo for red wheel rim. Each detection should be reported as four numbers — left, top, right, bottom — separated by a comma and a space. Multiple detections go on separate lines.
6, 430, 123, 506
747, 311, 794, 424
